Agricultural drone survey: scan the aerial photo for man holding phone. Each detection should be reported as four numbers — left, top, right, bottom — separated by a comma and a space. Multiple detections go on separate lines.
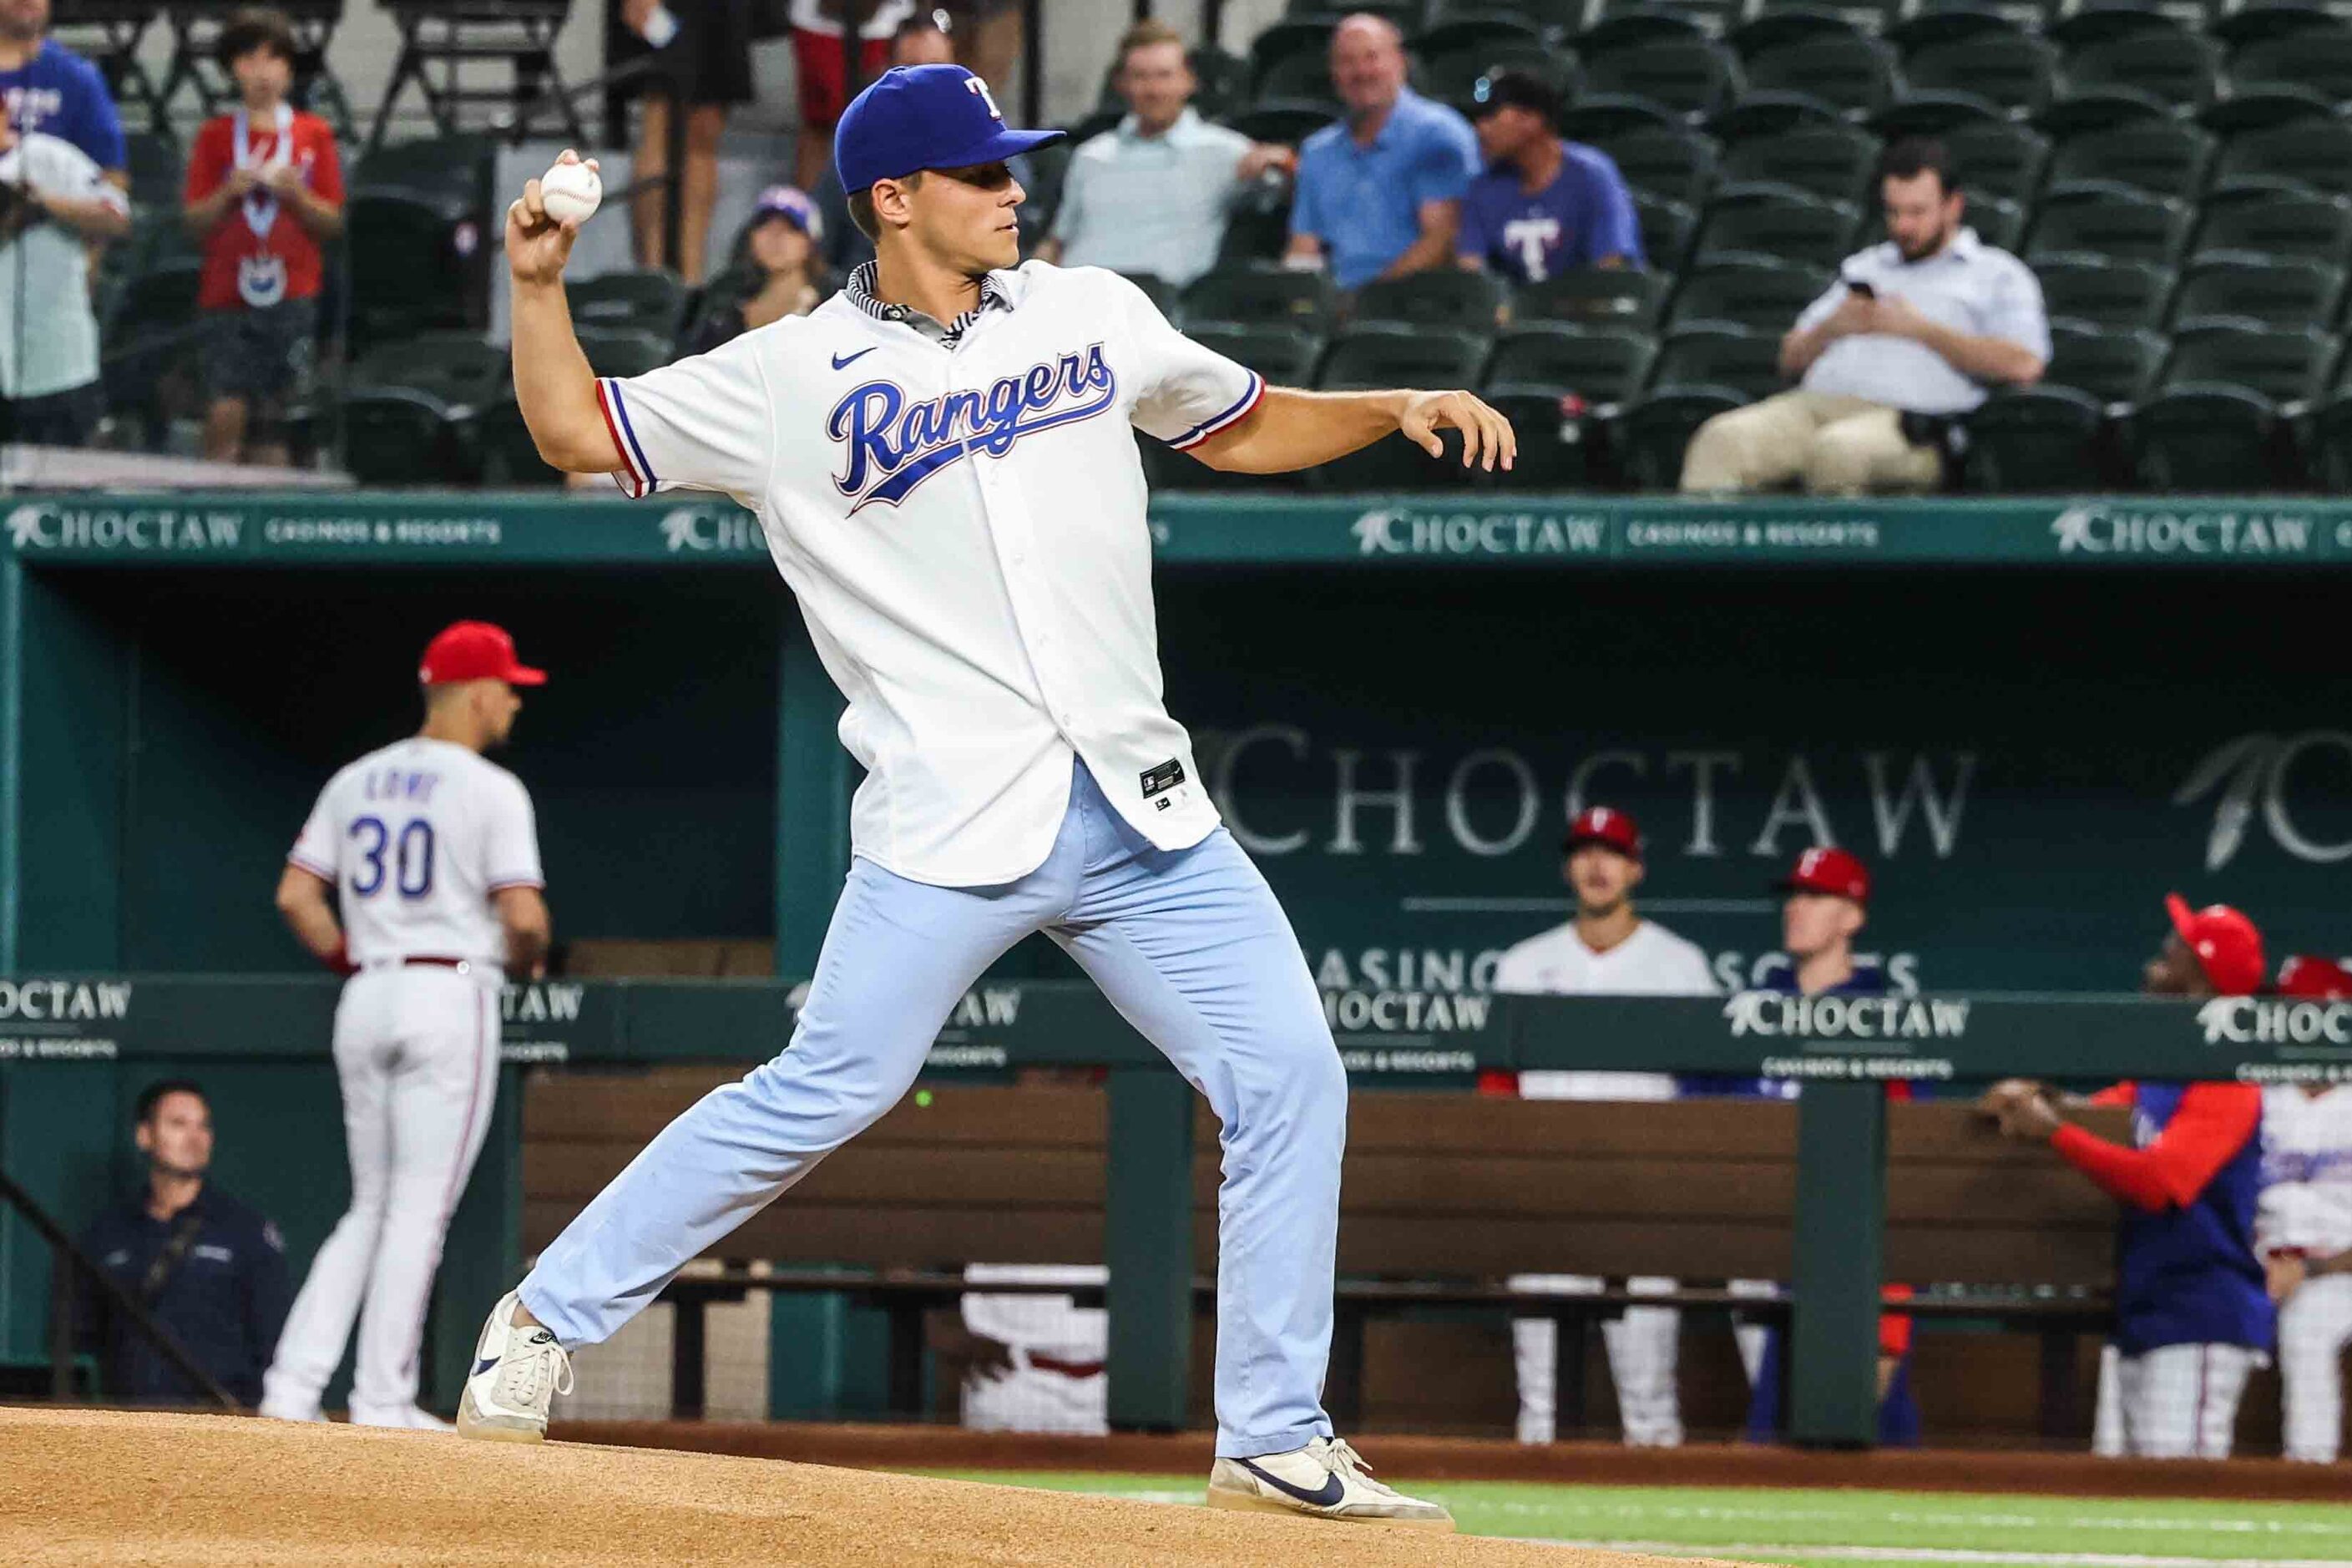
1680, 138, 2049, 496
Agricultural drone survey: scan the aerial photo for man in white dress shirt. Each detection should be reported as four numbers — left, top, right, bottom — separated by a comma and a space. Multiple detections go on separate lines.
1492, 806, 1718, 1445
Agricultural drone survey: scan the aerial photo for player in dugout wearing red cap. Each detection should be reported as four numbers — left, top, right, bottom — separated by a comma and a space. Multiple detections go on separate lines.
2254, 953, 2352, 1463
1980, 895, 2273, 1459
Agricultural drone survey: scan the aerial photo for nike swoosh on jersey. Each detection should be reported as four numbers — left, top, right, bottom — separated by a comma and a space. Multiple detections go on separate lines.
832, 347, 878, 370
1236, 1458, 1345, 1508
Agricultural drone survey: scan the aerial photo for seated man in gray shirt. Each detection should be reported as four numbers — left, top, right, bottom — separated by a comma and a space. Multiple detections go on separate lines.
1682, 139, 2048, 496
1039, 18, 1291, 286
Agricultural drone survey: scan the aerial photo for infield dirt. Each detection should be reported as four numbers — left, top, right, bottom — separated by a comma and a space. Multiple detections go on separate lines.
0, 1407, 1758, 1565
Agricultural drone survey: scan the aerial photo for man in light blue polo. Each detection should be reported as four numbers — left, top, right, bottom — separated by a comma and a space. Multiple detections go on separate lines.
1040, 18, 1292, 286
1284, 13, 1477, 291
1682, 138, 2049, 495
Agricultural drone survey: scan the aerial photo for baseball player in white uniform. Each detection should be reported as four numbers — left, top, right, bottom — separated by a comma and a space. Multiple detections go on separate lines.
456, 64, 1511, 1531
2258, 955, 2352, 1463
1490, 806, 1717, 1446
955, 1262, 1110, 1435
259, 620, 552, 1428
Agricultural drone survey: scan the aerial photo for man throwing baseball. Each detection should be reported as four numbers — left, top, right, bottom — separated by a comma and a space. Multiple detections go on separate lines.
261, 621, 551, 1427
461, 63, 1510, 1531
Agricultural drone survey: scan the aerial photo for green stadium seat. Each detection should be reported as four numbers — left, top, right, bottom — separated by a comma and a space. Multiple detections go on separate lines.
1214, 176, 1297, 265
1578, 35, 1743, 120
1252, 50, 1340, 111
1717, 124, 1879, 205
1867, 92, 2003, 139
1737, 33, 1900, 118
1352, 269, 1510, 330
1578, 8, 1722, 50
1732, 7, 1873, 56
1423, 43, 1571, 114
1223, 103, 1335, 146
340, 331, 508, 486
1560, 96, 1687, 139
1290, 0, 1419, 24
2209, 115, 2352, 200
1413, 12, 1545, 58
1590, 125, 1719, 209
1613, 324, 1786, 489
345, 186, 486, 355
98, 253, 205, 447
1692, 188, 1860, 271
574, 326, 671, 380
1181, 263, 1341, 333
1961, 386, 2111, 491
2061, 28, 2225, 113
2169, 254, 2346, 331
1315, 323, 1491, 488
2229, 25, 2352, 106
1939, 119, 2050, 205
1903, 32, 2061, 115
2045, 319, 2167, 404
1248, 19, 1336, 99
2025, 181, 2193, 268
1434, 0, 1583, 35
1512, 267, 1674, 327
2036, 254, 2177, 331
2299, 385, 2352, 488
2211, 0, 2344, 48
2046, 118, 2214, 201
121, 130, 183, 210
1481, 321, 1657, 402
1634, 192, 1699, 271
569, 269, 689, 339
475, 397, 563, 488
1751, 0, 1907, 33
1480, 387, 1604, 488
2124, 321, 2338, 489
1666, 255, 1827, 333
2189, 188, 2352, 266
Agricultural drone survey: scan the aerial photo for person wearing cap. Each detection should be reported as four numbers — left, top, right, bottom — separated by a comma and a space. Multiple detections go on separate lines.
1491, 805, 1717, 1447
1037, 20, 1294, 289
1980, 895, 2273, 1459
1458, 69, 1641, 283
482, 59, 1510, 1529
690, 185, 827, 355
258, 621, 551, 1429
2254, 953, 2352, 1462
1284, 13, 1479, 291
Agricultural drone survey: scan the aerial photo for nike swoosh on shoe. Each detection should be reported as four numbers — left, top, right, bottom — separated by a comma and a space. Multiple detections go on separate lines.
472, 1355, 500, 1378
1236, 1459, 1345, 1508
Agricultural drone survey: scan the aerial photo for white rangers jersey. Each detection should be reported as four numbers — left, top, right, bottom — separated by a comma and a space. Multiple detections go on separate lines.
2258, 1085, 2352, 1256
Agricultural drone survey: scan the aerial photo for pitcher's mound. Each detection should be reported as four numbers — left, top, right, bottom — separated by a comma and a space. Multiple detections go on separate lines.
0, 1407, 1748, 1566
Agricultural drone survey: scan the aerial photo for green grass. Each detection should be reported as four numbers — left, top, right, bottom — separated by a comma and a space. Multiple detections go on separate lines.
919, 1474, 2352, 1565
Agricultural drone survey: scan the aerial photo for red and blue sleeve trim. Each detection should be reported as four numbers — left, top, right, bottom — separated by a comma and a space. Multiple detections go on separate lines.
596, 378, 658, 498
286, 851, 336, 881
1169, 372, 1265, 451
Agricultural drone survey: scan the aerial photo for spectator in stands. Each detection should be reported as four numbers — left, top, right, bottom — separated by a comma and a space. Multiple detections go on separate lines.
813, 16, 958, 277
614, 0, 756, 284
1980, 895, 2273, 1459
689, 185, 823, 354
1459, 69, 1641, 283
0, 0, 126, 185
0, 105, 126, 445
1681, 139, 2048, 497
788, 2, 916, 192
1039, 21, 1292, 289
2258, 954, 2352, 1464
1491, 806, 1717, 1448
1285, 13, 1477, 291
73, 1080, 291, 1407
183, 8, 344, 468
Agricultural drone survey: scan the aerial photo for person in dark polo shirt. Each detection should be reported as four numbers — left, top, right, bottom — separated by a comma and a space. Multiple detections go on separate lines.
74, 1080, 290, 1406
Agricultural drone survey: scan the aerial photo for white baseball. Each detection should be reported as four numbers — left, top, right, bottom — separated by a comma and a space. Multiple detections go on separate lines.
539, 160, 602, 225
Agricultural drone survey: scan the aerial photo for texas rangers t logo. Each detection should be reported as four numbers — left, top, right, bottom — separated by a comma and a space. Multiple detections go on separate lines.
827, 345, 1119, 511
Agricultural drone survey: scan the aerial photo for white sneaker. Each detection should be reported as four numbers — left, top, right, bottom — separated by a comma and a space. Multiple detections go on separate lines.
255, 1398, 325, 1424
1206, 1437, 1454, 1530
454, 1290, 573, 1444
351, 1404, 454, 1431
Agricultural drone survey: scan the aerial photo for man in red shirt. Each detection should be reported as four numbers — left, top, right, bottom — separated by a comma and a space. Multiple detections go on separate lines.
181, 8, 341, 465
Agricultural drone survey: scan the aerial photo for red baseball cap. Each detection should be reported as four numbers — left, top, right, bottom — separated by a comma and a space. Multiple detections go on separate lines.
1780, 846, 1870, 903
2278, 954, 2352, 1001
2166, 893, 2264, 998
1565, 805, 1642, 858
418, 621, 546, 687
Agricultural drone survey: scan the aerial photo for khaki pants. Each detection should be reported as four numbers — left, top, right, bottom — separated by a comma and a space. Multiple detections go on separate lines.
1679, 392, 1943, 496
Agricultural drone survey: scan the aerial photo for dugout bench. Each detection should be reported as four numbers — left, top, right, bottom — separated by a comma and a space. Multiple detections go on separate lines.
523, 1076, 2127, 1437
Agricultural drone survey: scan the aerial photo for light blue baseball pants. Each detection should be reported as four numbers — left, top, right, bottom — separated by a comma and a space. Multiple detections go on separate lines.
518, 758, 1346, 1458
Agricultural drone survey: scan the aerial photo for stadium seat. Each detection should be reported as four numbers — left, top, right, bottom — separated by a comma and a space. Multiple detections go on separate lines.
1903, 32, 2061, 115
1214, 176, 1297, 265
1291, 0, 1418, 25
1867, 92, 2002, 139
1483, 321, 1657, 401
1591, 125, 1719, 210
1737, 33, 1901, 118
1252, 48, 1340, 110
1939, 119, 2050, 205
1316, 324, 1493, 487
1612, 324, 1787, 489
1438, 0, 1583, 34
122, 130, 183, 210
2046, 118, 2214, 201
1717, 123, 1879, 205
2210, 0, 2344, 48
351, 131, 495, 207
1578, 35, 1743, 120
1961, 386, 2111, 491
1692, 188, 1860, 271
569, 269, 689, 338
2169, 255, 2346, 331
2036, 254, 2177, 331
1223, 103, 1334, 146
1181, 263, 1341, 333
2209, 115, 2352, 200
2044, 320, 2167, 405
2025, 182, 2193, 268
1479, 387, 1605, 488
2061, 28, 2225, 113
2300, 381, 2352, 488
345, 186, 488, 355
1413, 13, 1546, 58
1513, 267, 1674, 328
339, 332, 508, 486
2124, 321, 2338, 489
98, 253, 205, 448
1751, 0, 1907, 33
1423, 43, 1571, 114
1247, 18, 1335, 100
574, 326, 671, 380
2229, 26, 2352, 107
1582, 0, 1743, 40
1635, 192, 1700, 271
1352, 269, 1510, 331
2189, 187, 2352, 266
1559, 97, 1686, 140
1664, 255, 1827, 333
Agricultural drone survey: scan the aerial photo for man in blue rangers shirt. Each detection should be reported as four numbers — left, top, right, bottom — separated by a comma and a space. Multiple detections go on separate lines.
74, 1080, 291, 1406
0, 0, 126, 179
1458, 68, 1641, 283
1284, 13, 1477, 291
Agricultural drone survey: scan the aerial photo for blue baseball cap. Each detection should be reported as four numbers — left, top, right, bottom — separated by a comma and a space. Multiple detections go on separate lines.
834, 63, 1064, 195
753, 184, 822, 241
